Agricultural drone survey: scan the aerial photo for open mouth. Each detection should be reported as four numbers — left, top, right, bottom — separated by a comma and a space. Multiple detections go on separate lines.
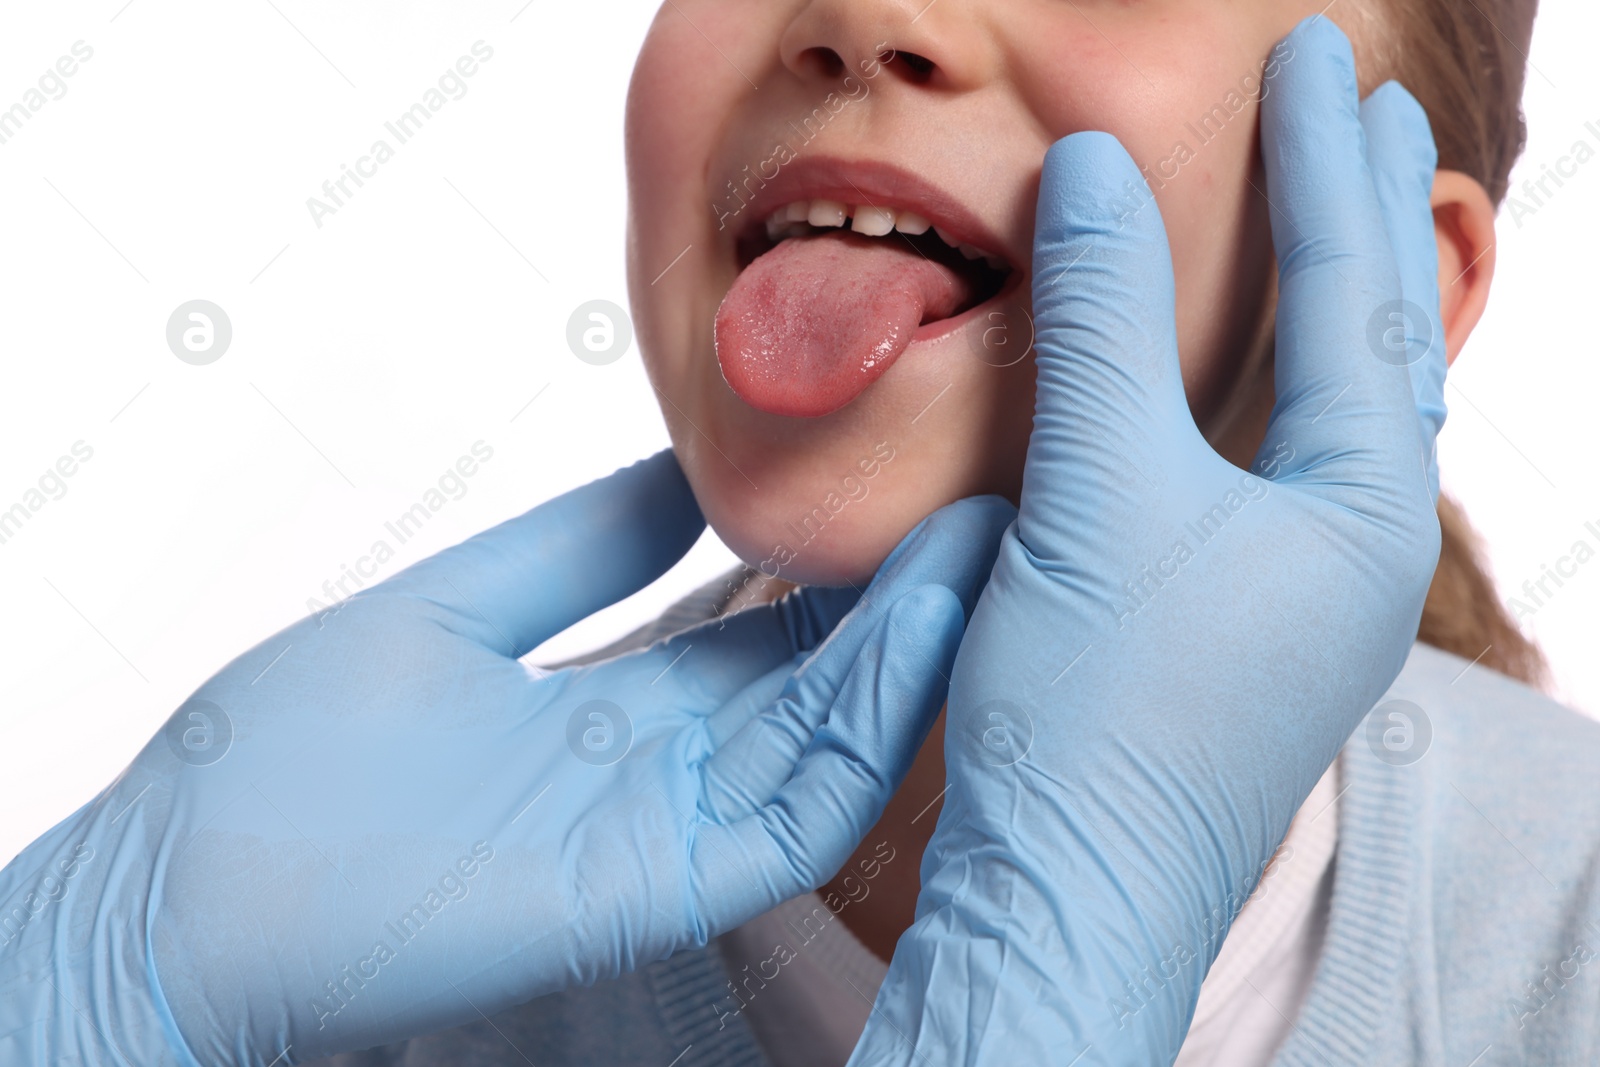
717, 184, 1021, 419
734, 198, 1016, 321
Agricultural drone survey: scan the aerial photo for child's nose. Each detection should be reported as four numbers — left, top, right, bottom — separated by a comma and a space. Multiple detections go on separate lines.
776, 0, 995, 92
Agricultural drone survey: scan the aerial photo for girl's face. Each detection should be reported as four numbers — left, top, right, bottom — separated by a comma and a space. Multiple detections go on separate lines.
626, 0, 1326, 584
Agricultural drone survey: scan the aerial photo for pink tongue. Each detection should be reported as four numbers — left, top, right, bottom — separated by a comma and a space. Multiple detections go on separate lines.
715, 231, 972, 418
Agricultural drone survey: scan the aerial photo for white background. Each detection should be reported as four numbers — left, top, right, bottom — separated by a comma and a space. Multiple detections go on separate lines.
0, 0, 1594, 866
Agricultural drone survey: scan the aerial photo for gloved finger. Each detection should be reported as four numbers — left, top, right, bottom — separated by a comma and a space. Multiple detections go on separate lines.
1019, 129, 1192, 554
592, 582, 858, 718
690, 583, 967, 932
1252, 17, 1419, 495
1360, 79, 1447, 501
701, 658, 801, 750
699, 496, 1013, 822
376, 450, 704, 656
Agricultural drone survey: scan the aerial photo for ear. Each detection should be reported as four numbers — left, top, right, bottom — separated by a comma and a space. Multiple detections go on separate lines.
1431, 170, 1496, 367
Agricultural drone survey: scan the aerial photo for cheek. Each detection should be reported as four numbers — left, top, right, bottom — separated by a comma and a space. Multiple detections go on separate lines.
625, 2, 793, 390
1158, 136, 1273, 417
1010, 29, 1273, 417
625, 16, 725, 237
625, 2, 784, 225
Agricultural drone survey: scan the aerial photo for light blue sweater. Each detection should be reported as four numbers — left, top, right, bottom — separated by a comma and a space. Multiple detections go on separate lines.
308, 580, 1600, 1066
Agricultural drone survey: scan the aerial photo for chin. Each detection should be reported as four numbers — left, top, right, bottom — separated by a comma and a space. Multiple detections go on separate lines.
642, 320, 1033, 589
681, 436, 936, 587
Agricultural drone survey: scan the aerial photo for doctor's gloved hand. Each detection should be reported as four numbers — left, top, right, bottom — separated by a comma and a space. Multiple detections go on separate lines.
850, 18, 1445, 1066
0, 450, 1012, 1066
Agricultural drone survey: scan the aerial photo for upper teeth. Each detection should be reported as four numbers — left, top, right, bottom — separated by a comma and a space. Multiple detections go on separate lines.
765, 200, 1005, 269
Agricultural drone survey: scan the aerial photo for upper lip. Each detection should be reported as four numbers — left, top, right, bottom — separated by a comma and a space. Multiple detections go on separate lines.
720, 156, 1022, 271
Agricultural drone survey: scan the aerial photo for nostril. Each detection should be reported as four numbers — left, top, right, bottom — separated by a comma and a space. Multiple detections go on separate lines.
797, 46, 845, 79
888, 49, 935, 83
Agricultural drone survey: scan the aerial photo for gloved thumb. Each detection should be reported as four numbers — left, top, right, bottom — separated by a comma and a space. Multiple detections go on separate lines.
375, 449, 704, 657
1020, 132, 1194, 548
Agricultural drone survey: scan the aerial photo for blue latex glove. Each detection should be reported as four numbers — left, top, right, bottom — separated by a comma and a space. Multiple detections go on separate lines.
849, 18, 1444, 1064
0, 451, 1012, 1066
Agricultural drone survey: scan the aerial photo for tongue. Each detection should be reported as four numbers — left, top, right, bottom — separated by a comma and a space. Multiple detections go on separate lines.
715, 230, 973, 418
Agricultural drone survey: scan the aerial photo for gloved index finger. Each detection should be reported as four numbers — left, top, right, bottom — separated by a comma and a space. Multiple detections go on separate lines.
1360, 80, 1447, 501
692, 582, 967, 931
1253, 16, 1418, 492
611, 581, 859, 720
701, 495, 1013, 823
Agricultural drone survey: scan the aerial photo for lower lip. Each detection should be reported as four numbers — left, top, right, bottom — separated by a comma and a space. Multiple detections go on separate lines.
911, 268, 1027, 347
